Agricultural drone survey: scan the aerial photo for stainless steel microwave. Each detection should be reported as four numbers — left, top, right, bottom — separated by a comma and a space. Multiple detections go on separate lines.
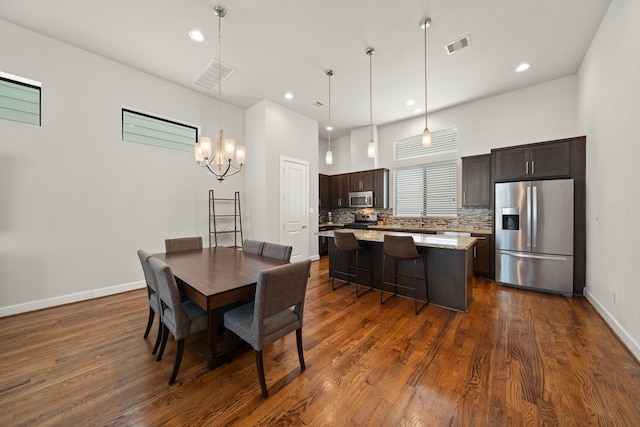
349, 191, 374, 208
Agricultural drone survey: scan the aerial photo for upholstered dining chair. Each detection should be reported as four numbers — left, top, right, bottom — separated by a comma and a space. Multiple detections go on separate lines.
149, 257, 208, 385
165, 236, 203, 253
137, 249, 163, 354
223, 259, 312, 398
243, 239, 265, 255
262, 242, 293, 262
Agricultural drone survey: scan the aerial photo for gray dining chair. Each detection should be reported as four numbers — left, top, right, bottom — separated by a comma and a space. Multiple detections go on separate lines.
243, 239, 265, 255
223, 259, 312, 398
262, 242, 292, 262
149, 257, 209, 385
137, 249, 163, 354
165, 236, 203, 253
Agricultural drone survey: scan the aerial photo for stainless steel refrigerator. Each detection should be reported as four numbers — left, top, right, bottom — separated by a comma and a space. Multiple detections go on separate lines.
495, 179, 574, 295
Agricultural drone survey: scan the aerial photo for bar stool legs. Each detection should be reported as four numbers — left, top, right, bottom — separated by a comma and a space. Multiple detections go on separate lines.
380, 235, 428, 315
331, 232, 374, 298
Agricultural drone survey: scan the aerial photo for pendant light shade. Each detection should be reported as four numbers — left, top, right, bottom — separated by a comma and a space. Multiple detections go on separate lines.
420, 17, 432, 148
367, 47, 376, 158
325, 69, 333, 165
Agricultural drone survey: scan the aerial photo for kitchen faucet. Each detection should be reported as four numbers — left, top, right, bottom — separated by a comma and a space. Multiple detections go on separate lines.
420, 211, 426, 226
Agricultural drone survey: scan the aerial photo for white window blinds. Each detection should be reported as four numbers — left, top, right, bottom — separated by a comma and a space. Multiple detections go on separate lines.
394, 128, 458, 160
122, 109, 197, 153
394, 161, 458, 217
0, 73, 41, 126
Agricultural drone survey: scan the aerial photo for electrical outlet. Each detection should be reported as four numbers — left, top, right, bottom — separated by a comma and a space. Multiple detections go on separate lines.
613, 291, 617, 305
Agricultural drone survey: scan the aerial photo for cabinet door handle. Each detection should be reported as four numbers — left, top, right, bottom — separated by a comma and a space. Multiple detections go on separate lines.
463, 192, 466, 204
531, 160, 535, 175
525, 161, 529, 175
473, 246, 477, 258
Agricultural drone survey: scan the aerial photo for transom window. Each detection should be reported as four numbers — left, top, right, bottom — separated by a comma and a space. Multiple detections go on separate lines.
0, 71, 41, 126
122, 108, 198, 153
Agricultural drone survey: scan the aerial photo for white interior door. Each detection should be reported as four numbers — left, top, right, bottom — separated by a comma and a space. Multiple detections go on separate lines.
280, 157, 309, 262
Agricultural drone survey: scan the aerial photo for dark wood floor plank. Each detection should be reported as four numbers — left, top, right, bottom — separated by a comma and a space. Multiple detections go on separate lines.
1, 256, 640, 426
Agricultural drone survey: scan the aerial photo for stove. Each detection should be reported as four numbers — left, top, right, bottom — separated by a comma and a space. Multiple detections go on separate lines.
343, 213, 378, 230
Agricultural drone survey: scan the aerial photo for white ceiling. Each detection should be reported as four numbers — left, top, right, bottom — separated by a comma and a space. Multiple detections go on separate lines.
0, 0, 612, 139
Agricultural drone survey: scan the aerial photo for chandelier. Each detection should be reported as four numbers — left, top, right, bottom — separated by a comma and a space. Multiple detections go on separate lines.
194, 5, 245, 182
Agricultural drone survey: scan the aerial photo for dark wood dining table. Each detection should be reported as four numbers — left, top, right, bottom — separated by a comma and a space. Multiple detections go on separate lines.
152, 246, 288, 370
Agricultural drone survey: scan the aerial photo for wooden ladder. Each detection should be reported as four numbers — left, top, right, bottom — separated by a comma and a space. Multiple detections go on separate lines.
209, 190, 243, 248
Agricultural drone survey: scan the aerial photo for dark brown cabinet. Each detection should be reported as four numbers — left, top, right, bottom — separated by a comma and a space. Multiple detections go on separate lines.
471, 233, 492, 277
330, 174, 350, 208
373, 168, 389, 208
319, 174, 331, 209
494, 141, 571, 181
324, 168, 389, 209
462, 154, 491, 207
350, 170, 374, 192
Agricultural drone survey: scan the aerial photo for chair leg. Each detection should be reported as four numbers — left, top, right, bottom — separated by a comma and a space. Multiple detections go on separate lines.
256, 350, 269, 398
296, 328, 306, 371
225, 328, 231, 364
169, 339, 184, 385
143, 307, 154, 338
157, 325, 169, 361
152, 322, 163, 355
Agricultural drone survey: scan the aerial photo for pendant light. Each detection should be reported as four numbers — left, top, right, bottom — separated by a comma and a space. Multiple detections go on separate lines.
367, 47, 376, 158
194, 5, 245, 182
325, 69, 333, 165
420, 17, 432, 148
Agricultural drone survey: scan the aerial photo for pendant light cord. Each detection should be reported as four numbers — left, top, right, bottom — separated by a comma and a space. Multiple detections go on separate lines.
369, 50, 373, 142
424, 21, 427, 129
217, 11, 222, 132
328, 71, 331, 150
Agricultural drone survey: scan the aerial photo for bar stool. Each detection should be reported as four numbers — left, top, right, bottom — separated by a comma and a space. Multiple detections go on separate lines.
332, 231, 374, 297
381, 234, 428, 315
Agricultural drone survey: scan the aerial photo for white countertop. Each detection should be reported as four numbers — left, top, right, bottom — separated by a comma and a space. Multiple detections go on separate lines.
316, 229, 478, 251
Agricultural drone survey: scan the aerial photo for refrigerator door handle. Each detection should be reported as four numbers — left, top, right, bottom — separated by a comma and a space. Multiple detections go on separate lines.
532, 185, 538, 248
526, 185, 532, 247
503, 252, 569, 262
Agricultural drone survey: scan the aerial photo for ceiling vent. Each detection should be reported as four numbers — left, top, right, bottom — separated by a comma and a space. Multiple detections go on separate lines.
193, 58, 236, 91
444, 35, 471, 55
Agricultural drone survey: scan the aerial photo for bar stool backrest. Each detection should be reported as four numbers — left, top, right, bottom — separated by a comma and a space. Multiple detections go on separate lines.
334, 231, 362, 251
383, 234, 419, 259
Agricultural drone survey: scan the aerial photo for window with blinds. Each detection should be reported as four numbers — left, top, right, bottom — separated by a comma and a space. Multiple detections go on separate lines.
0, 72, 41, 126
394, 127, 458, 160
122, 108, 198, 153
394, 161, 458, 217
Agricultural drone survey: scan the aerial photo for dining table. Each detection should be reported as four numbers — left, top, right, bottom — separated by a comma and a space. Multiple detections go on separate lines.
152, 246, 288, 370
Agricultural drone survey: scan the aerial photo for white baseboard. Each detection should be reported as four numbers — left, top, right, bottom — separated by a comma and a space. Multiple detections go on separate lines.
309, 254, 320, 261
585, 288, 640, 362
0, 281, 146, 318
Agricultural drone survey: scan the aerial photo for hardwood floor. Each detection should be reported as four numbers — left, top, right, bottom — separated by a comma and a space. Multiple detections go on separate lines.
1, 256, 639, 426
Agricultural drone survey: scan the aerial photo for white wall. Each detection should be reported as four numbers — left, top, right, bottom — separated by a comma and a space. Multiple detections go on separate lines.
577, 0, 640, 359
0, 19, 245, 315
244, 100, 319, 258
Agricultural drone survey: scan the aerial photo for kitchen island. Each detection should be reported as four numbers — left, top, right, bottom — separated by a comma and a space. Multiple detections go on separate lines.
317, 229, 476, 312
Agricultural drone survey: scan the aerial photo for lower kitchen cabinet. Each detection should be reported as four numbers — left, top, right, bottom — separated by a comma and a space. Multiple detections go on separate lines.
472, 233, 493, 278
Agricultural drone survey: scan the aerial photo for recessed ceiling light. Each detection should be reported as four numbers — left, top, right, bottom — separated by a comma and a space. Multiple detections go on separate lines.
284, 92, 294, 100
326, 126, 333, 131
516, 63, 530, 72
406, 99, 415, 106
188, 30, 206, 42
414, 108, 423, 114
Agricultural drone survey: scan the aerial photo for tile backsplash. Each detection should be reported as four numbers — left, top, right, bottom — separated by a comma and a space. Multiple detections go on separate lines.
319, 207, 492, 231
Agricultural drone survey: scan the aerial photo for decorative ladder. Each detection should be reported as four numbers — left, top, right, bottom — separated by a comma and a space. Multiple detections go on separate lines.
209, 190, 243, 248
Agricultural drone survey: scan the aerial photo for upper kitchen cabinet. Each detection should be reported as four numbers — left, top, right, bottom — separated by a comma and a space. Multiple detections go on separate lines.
319, 174, 331, 209
462, 154, 491, 207
330, 174, 350, 208
373, 168, 389, 208
493, 140, 571, 181
350, 170, 375, 192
